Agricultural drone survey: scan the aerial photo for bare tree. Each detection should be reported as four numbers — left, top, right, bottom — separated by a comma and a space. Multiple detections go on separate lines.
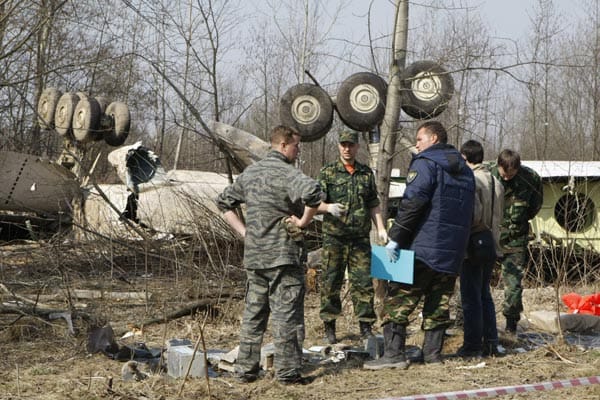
519, 0, 562, 160
239, 25, 287, 140
376, 0, 410, 219
0, 1, 65, 154
138, 0, 245, 173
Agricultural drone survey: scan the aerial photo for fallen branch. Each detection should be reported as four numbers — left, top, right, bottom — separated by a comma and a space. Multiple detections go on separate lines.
0, 283, 55, 309
138, 288, 243, 327
0, 302, 92, 334
546, 344, 576, 364
72, 289, 150, 302
1, 283, 92, 334
139, 298, 219, 327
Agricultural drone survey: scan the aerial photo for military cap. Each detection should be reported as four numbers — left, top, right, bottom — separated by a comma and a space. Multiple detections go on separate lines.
339, 130, 359, 143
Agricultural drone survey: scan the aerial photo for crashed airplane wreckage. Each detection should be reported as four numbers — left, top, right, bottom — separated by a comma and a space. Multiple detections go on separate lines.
0, 84, 272, 240
86, 124, 268, 237
1, 63, 454, 239
1, 87, 134, 239
5, 73, 600, 263
7, 130, 600, 263
523, 160, 600, 255
0, 121, 270, 239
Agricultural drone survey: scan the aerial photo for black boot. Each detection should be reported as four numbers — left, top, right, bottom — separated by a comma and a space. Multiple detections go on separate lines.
455, 344, 482, 359
505, 318, 518, 333
324, 320, 337, 344
359, 321, 374, 339
363, 323, 409, 370
422, 328, 445, 363
482, 340, 504, 357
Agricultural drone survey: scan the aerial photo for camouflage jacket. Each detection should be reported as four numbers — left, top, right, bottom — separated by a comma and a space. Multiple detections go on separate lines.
490, 163, 543, 250
317, 159, 380, 238
216, 150, 323, 270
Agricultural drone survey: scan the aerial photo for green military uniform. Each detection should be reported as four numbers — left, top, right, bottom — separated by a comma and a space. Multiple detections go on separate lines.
490, 163, 543, 323
382, 261, 457, 330
318, 151, 380, 325
216, 150, 322, 382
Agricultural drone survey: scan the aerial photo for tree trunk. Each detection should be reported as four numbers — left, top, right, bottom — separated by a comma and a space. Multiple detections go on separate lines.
372, 0, 411, 319
375, 0, 412, 221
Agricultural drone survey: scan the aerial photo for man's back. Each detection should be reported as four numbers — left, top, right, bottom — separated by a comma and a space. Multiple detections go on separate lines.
217, 151, 322, 269
472, 164, 505, 256
399, 143, 475, 274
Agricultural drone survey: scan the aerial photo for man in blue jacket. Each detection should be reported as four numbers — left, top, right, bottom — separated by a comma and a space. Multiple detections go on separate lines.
365, 121, 475, 370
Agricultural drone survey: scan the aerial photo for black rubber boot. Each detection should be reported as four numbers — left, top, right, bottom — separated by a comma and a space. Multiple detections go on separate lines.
422, 328, 445, 363
359, 321, 374, 339
324, 320, 337, 344
505, 318, 518, 333
363, 323, 409, 370
456, 344, 482, 359
482, 340, 504, 357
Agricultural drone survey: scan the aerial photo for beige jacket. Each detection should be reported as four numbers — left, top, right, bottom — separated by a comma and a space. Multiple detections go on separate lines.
471, 164, 505, 257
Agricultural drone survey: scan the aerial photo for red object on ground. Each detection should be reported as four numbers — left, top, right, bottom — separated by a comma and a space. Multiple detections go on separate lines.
562, 292, 600, 316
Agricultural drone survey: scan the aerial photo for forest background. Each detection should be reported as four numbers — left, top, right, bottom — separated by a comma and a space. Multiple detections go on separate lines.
1, 0, 597, 190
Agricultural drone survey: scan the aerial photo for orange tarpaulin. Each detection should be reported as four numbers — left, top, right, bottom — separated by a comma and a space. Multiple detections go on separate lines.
562, 292, 600, 316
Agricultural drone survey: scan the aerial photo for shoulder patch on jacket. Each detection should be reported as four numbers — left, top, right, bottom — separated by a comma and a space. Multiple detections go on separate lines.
407, 170, 418, 183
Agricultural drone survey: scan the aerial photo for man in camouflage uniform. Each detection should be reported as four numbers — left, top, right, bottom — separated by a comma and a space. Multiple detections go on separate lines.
216, 125, 323, 385
365, 121, 475, 370
490, 149, 543, 333
316, 130, 388, 343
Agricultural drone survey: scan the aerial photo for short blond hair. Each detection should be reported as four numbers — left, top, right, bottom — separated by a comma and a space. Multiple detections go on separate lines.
270, 125, 299, 146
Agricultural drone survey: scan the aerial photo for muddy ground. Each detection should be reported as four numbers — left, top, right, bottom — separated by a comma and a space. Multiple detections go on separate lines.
0, 240, 599, 400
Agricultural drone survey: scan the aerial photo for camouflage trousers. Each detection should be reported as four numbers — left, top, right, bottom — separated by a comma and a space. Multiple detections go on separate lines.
236, 264, 305, 380
499, 250, 526, 320
381, 261, 457, 331
319, 235, 376, 323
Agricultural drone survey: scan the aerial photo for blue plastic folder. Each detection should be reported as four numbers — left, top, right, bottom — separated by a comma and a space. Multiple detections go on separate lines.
370, 245, 414, 284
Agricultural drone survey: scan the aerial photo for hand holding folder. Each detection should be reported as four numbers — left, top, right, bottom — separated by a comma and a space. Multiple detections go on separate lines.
370, 245, 414, 284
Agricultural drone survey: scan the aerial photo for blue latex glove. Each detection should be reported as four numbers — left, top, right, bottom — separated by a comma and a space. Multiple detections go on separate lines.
385, 240, 400, 262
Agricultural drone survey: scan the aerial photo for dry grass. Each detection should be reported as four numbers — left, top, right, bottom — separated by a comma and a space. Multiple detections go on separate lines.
0, 230, 599, 400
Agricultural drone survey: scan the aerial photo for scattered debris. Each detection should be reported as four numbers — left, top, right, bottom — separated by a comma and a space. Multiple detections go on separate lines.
166, 338, 208, 379
526, 310, 600, 335
456, 361, 486, 370
217, 346, 238, 373
87, 325, 120, 355
48, 311, 75, 335
121, 360, 149, 381
121, 324, 143, 339
87, 324, 162, 371
562, 292, 600, 316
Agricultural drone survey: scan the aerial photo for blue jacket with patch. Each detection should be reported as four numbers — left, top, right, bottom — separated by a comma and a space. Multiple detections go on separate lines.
389, 143, 475, 274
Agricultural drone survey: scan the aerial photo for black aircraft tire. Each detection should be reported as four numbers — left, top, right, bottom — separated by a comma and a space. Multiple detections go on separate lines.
336, 72, 387, 131
280, 83, 333, 142
401, 60, 454, 119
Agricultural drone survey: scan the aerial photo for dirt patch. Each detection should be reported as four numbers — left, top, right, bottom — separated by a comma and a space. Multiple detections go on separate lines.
0, 241, 599, 400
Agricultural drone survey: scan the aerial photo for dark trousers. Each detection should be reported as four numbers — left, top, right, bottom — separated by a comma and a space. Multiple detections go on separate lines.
460, 257, 498, 350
